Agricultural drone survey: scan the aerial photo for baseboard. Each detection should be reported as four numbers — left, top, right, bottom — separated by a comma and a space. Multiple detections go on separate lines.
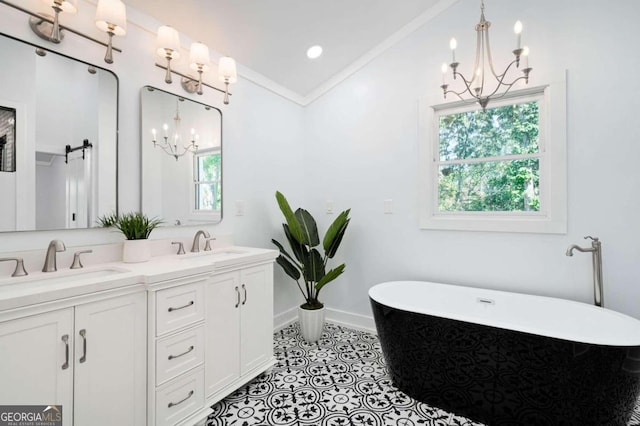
273, 306, 376, 334
273, 307, 297, 331
325, 308, 376, 333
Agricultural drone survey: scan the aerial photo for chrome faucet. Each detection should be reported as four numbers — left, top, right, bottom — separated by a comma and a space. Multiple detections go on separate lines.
42, 240, 66, 272
191, 230, 211, 253
566, 236, 603, 307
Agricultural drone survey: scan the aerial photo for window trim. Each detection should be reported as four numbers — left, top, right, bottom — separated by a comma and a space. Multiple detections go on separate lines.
419, 75, 567, 234
189, 147, 221, 222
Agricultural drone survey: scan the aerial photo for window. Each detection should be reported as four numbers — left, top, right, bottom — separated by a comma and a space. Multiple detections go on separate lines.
419, 80, 566, 233
193, 148, 221, 213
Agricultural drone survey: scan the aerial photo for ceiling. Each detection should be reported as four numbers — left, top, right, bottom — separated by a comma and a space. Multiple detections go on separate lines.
126, 0, 445, 98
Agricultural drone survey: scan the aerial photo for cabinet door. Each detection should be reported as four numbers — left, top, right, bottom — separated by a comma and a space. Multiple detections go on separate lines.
205, 272, 240, 397
74, 292, 146, 426
0, 309, 74, 426
240, 264, 273, 374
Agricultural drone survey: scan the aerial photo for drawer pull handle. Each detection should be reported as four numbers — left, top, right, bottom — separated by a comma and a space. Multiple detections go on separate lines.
242, 284, 247, 305
79, 329, 87, 363
234, 286, 240, 308
61, 334, 69, 370
168, 345, 194, 361
168, 301, 194, 312
168, 390, 194, 408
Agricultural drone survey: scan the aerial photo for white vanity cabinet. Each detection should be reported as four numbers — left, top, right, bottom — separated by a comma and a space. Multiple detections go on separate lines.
205, 262, 275, 402
0, 291, 147, 426
147, 274, 210, 426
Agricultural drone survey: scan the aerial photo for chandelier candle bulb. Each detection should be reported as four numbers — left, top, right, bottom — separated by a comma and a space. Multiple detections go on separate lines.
514, 20, 523, 49
522, 45, 529, 69
441, 63, 448, 84
449, 38, 457, 62
163, 123, 168, 138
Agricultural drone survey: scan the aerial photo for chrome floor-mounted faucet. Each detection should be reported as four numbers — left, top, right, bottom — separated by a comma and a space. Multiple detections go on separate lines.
566, 236, 603, 307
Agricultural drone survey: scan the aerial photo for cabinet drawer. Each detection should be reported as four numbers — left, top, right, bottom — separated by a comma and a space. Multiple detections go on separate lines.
156, 367, 204, 426
156, 283, 204, 336
156, 325, 205, 386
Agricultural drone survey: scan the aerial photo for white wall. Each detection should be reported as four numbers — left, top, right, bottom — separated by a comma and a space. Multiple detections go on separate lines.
0, 0, 305, 317
304, 0, 640, 320
3, 0, 640, 324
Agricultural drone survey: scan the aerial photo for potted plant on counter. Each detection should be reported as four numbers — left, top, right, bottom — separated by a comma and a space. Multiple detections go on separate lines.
99, 212, 162, 263
272, 191, 351, 342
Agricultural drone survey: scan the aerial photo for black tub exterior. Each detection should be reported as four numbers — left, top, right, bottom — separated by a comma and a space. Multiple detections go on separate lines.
370, 298, 640, 425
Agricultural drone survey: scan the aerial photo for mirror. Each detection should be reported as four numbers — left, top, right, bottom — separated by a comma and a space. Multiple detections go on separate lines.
0, 33, 118, 232
141, 86, 222, 225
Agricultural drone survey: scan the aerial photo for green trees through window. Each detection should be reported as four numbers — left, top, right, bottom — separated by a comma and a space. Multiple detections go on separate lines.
437, 100, 540, 212
195, 151, 221, 211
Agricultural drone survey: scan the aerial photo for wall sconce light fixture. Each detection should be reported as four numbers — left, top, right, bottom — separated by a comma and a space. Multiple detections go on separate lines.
153, 27, 236, 105
95, 0, 127, 64
31, 0, 78, 43
218, 56, 237, 105
156, 26, 180, 84
0, 0, 124, 63
188, 42, 210, 96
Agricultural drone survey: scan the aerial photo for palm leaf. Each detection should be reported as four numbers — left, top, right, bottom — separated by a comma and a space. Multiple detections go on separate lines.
275, 191, 304, 243
324, 215, 350, 258
284, 224, 308, 263
276, 255, 301, 281
315, 263, 345, 293
295, 208, 320, 247
303, 249, 325, 283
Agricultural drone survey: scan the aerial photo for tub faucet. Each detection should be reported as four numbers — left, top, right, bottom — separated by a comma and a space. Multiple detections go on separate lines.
566, 236, 603, 307
42, 239, 66, 272
191, 230, 211, 253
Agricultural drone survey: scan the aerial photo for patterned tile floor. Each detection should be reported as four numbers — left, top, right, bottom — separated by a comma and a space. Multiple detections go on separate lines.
207, 322, 640, 426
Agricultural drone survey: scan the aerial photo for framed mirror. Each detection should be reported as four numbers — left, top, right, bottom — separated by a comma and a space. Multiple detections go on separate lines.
141, 86, 222, 225
0, 33, 118, 232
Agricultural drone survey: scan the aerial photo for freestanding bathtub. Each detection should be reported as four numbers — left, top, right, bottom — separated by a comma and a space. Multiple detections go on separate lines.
369, 281, 640, 426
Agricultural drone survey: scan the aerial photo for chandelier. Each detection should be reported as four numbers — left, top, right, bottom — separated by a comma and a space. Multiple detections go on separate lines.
440, 0, 532, 111
151, 100, 198, 160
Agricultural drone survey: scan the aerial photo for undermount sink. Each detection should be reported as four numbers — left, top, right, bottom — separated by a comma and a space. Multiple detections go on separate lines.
0, 267, 130, 287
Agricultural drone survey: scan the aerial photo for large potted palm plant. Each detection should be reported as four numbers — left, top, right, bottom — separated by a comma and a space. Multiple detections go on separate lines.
272, 191, 351, 342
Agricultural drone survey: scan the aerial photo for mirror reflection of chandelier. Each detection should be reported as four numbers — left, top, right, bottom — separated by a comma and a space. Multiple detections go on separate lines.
151, 99, 198, 160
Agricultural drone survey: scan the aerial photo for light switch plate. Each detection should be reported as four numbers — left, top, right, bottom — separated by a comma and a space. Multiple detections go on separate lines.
235, 200, 245, 216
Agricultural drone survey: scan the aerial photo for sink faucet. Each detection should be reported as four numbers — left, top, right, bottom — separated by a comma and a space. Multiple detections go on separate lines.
191, 230, 211, 253
42, 240, 66, 272
566, 236, 603, 307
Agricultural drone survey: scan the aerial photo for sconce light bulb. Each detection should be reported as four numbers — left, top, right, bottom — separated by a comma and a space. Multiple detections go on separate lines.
441, 63, 448, 74
514, 20, 523, 35
449, 38, 457, 50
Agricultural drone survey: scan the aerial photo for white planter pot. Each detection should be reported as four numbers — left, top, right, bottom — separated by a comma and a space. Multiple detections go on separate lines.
122, 239, 151, 263
298, 305, 325, 342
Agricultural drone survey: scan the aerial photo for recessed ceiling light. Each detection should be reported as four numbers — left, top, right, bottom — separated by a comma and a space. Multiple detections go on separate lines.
306, 45, 323, 59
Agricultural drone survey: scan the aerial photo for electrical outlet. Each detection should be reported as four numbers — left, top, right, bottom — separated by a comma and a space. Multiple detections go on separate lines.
326, 200, 334, 214
235, 200, 245, 216
383, 199, 393, 214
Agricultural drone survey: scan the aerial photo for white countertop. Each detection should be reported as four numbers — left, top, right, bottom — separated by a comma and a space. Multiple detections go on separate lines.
0, 246, 278, 312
